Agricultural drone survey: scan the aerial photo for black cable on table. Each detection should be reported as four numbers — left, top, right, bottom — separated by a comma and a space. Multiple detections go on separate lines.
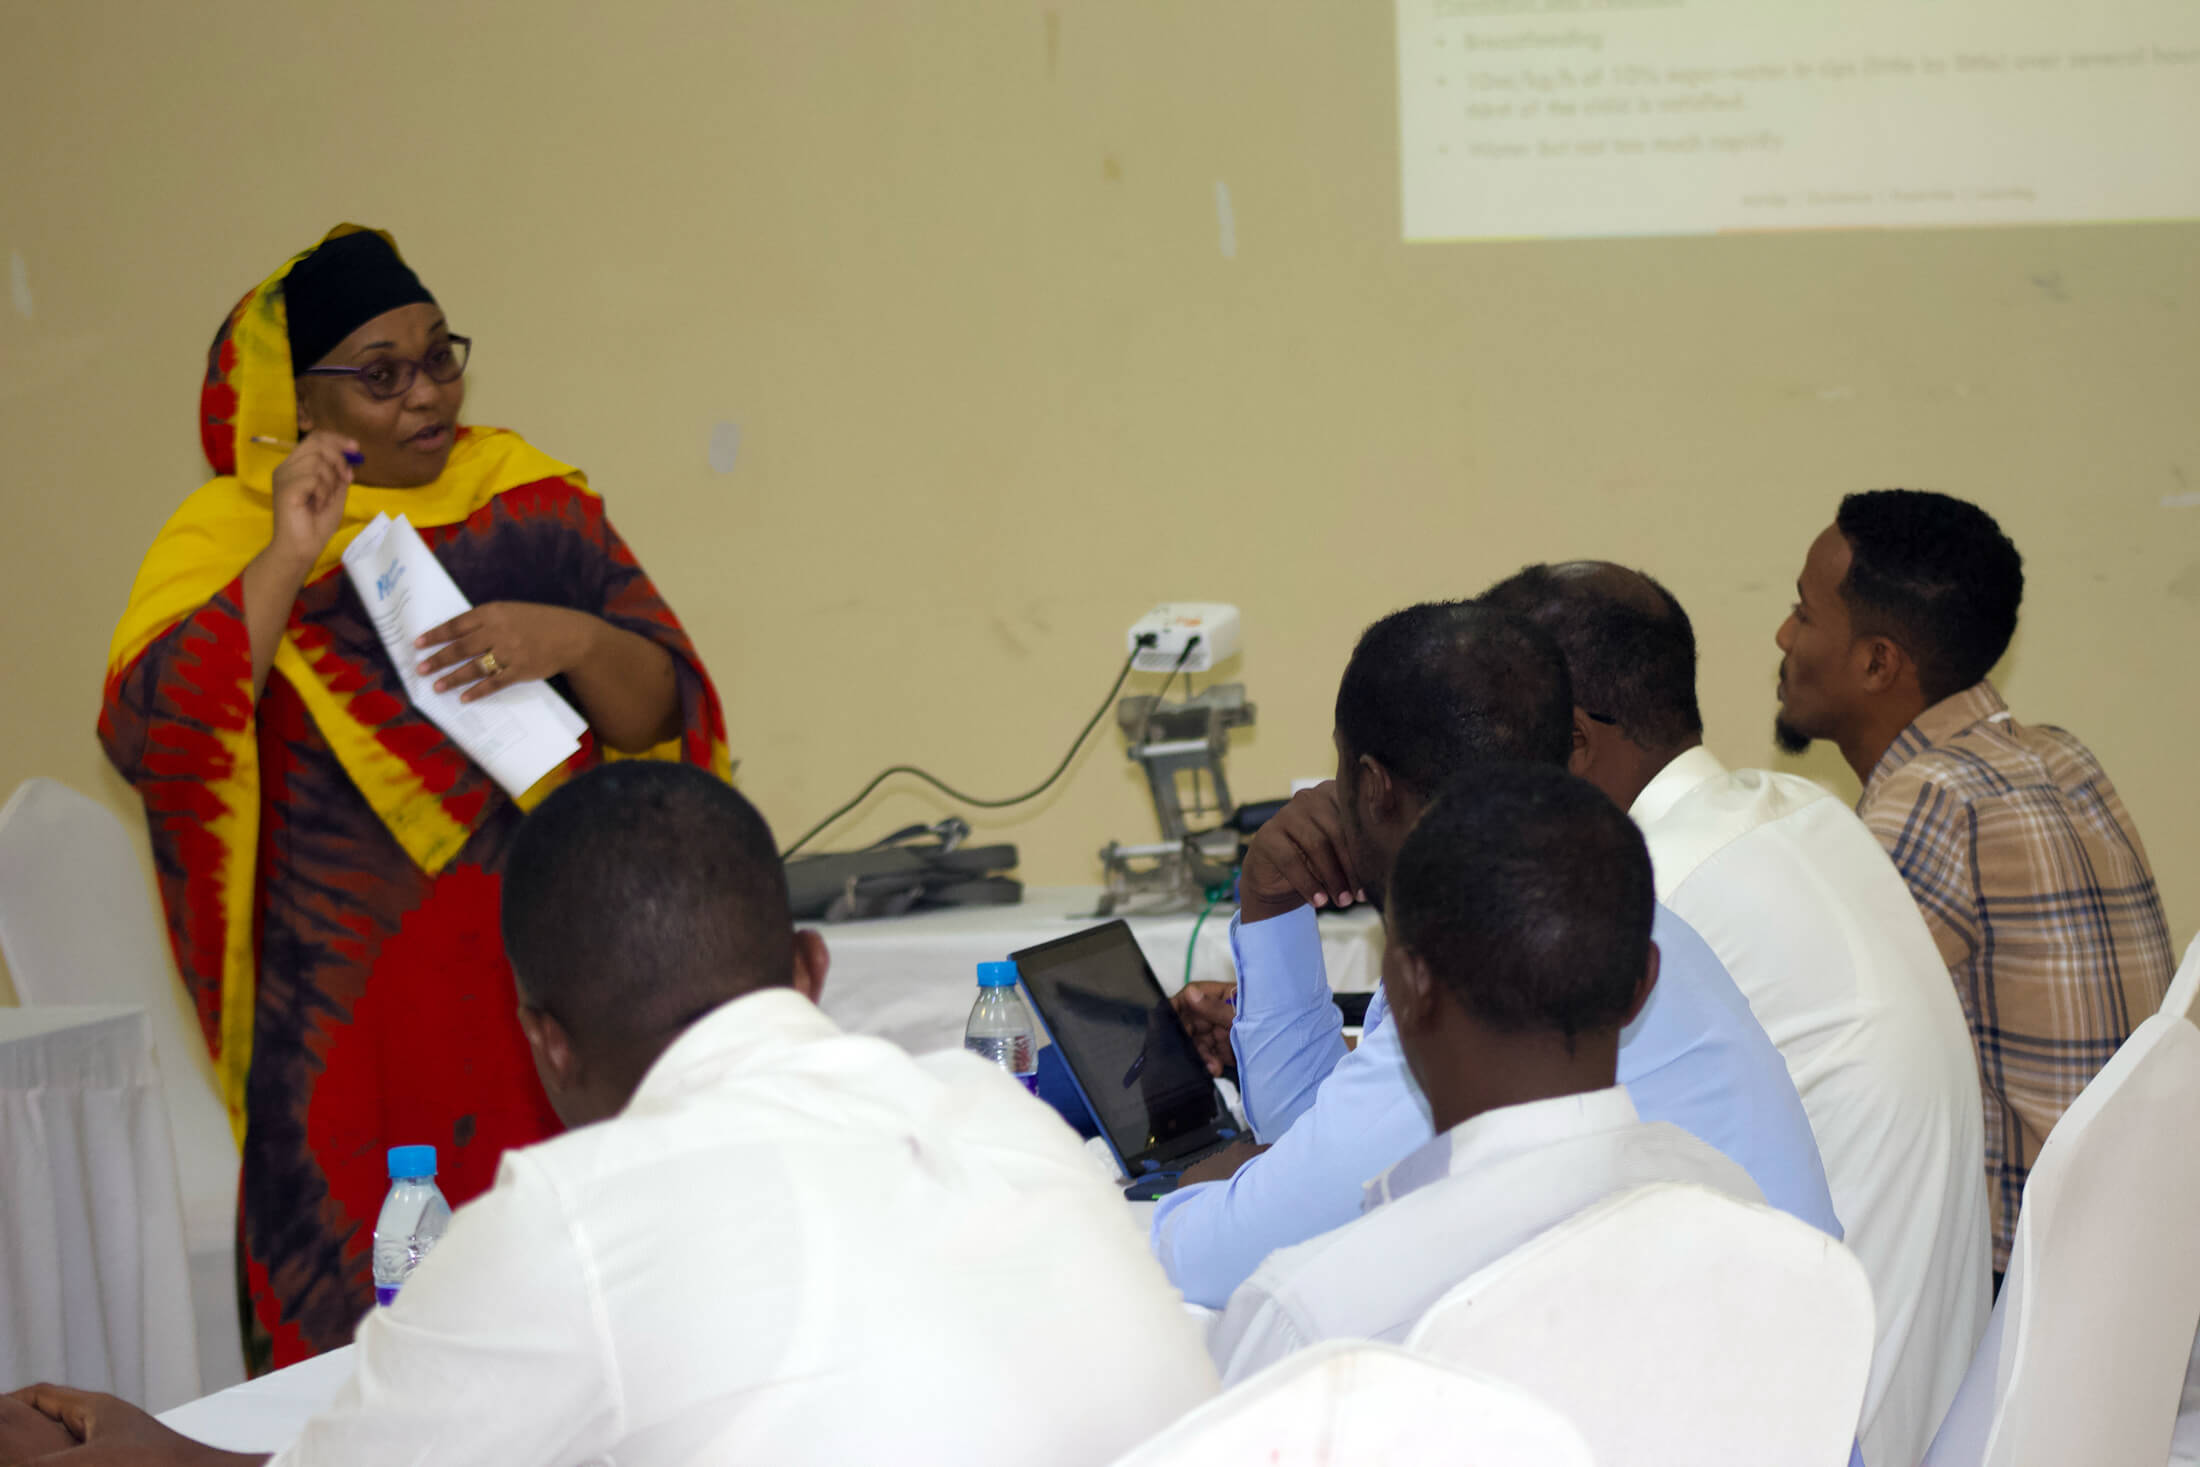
780, 641, 1152, 858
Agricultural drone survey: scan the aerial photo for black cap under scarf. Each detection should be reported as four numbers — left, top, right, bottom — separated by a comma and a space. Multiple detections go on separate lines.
283, 231, 437, 372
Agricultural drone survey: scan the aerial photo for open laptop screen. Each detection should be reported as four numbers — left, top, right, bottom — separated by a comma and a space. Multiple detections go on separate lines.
1012, 921, 1225, 1169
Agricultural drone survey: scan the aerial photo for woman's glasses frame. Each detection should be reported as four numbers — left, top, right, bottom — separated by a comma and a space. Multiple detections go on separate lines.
298, 334, 471, 402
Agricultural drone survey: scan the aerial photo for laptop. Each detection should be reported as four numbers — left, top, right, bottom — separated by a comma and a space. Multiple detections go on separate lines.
1011, 920, 1242, 1199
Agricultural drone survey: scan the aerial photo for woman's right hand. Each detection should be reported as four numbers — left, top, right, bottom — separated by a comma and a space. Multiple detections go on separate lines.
267, 431, 359, 571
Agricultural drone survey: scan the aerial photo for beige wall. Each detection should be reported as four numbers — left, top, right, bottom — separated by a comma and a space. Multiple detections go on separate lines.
2, 1, 2193, 952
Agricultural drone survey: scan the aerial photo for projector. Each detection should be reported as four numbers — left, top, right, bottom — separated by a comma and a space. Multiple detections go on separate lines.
1126, 603, 1241, 673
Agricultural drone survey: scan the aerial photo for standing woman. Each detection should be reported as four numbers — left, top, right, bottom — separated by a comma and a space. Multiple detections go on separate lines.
100, 225, 730, 1366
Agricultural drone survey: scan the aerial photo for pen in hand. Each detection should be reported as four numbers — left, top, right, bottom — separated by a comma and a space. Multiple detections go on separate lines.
251, 434, 365, 467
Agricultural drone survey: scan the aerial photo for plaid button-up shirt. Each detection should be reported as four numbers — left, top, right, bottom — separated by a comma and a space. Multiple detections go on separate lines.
1860, 680, 2172, 1271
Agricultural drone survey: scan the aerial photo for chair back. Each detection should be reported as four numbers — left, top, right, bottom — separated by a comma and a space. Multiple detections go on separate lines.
1405, 1182, 1873, 1467
0, 778, 244, 1387
2160, 933, 2200, 1026
1109, 1339, 1595, 1467
1927, 1013, 2200, 1467
0, 780, 213, 1086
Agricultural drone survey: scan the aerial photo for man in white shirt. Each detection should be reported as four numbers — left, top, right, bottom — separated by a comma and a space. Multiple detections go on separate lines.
1211, 762, 1763, 1382
1482, 561, 1991, 1467
4, 764, 1217, 1467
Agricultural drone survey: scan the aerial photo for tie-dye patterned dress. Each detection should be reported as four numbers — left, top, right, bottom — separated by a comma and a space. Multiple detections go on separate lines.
103, 450, 727, 1366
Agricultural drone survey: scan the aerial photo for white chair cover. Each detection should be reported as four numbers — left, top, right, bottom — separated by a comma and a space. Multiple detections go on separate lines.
0, 779, 244, 1391
1405, 1181, 1873, 1467
2161, 937, 2200, 1466
2161, 932, 2200, 1026
1924, 1012, 2200, 1467
1109, 1339, 1595, 1466
0, 1006, 200, 1408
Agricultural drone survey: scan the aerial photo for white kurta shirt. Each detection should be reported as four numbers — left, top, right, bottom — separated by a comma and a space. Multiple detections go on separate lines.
1631, 746, 1992, 1467
1207, 1086, 1760, 1384
271, 988, 1218, 1467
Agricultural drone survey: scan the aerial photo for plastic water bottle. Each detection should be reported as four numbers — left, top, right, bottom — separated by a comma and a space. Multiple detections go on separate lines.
371, 1145, 452, 1306
965, 961, 1039, 1093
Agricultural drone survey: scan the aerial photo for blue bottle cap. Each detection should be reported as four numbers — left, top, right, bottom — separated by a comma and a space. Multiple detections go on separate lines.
387, 1144, 437, 1180
977, 961, 1020, 988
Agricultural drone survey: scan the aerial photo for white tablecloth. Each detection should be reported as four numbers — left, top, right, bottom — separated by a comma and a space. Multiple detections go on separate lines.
157, 1343, 356, 1453
813, 885, 1384, 1057
0, 1005, 199, 1409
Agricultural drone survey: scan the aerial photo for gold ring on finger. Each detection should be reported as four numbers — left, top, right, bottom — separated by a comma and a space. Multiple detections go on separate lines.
478, 651, 502, 677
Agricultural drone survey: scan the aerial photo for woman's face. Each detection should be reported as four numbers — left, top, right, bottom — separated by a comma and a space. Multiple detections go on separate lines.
294, 301, 465, 488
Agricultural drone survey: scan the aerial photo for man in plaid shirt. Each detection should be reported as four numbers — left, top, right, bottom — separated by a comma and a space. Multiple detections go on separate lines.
1771, 489, 2172, 1278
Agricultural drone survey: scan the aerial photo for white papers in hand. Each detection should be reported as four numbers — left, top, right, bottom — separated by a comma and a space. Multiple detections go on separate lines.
340, 514, 587, 799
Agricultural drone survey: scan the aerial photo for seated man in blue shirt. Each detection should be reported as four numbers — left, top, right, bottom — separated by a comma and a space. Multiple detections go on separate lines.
1155, 600, 1840, 1307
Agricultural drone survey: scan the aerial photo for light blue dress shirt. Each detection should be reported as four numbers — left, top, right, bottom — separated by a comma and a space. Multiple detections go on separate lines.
1151, 903, 1841, 1308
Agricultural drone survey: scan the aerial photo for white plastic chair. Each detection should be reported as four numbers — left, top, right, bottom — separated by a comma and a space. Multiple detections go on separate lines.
2162, 936, 2200, 1465
1109, 1339, 1595, 1467
1923, 1012, 2200, 1467
2161, 932, 2200, 1026
1404, 1182, 1873, 1467
0, 779, 245, 1391
2165, 935, 2200, 1464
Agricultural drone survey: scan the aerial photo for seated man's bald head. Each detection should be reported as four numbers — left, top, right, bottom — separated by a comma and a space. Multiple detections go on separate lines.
1539, 560, 1675, 619
1481, 561, 1703, 757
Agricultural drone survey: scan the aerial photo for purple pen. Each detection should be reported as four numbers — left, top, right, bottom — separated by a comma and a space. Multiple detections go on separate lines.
250, 434, 365, 466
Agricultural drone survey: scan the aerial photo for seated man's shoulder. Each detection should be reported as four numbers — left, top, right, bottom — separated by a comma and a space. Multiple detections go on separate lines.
2024, 720, 2121, 786
1882, 730, 2120, 827
1864, 745, 2003, 821
1904, 705, 2118, 797
1240, 1114, 1765, 1350
1707, 764, 1842, 821
1227, 1174, 1467, 1342
507, 1101, 801, 1212
1909, 741, 1990, 787
517, 1032, 945, 1181
1628, 1119, 1765, 1202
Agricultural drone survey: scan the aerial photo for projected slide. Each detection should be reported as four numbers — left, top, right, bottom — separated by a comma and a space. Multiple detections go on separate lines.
1397, 0, 2200, 241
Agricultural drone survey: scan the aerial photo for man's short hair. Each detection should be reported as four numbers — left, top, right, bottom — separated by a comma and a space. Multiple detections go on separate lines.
1480, 564, 1703, 750
1836, 490, 2025, 704
502, 763, 794, 1042
1389, 762, 1654, 1042
1333, 601, 1573, 792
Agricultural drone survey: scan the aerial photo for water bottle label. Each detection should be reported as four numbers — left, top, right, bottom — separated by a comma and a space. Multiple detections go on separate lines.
375, 1284, 400, 1307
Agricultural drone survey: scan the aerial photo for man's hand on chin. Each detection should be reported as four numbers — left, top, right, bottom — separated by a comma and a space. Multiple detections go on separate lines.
1236, 783, 1364, 925
1, 1386, 267, 1467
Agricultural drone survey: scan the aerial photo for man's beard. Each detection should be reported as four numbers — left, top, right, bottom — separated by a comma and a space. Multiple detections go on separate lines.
1772, 716, 1813, 755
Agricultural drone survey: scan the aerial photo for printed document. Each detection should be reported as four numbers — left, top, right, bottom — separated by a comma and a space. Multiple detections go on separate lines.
341, 514, 586, 799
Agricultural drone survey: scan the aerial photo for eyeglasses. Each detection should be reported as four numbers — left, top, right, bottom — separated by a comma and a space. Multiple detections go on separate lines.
300, 335, 471, 401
